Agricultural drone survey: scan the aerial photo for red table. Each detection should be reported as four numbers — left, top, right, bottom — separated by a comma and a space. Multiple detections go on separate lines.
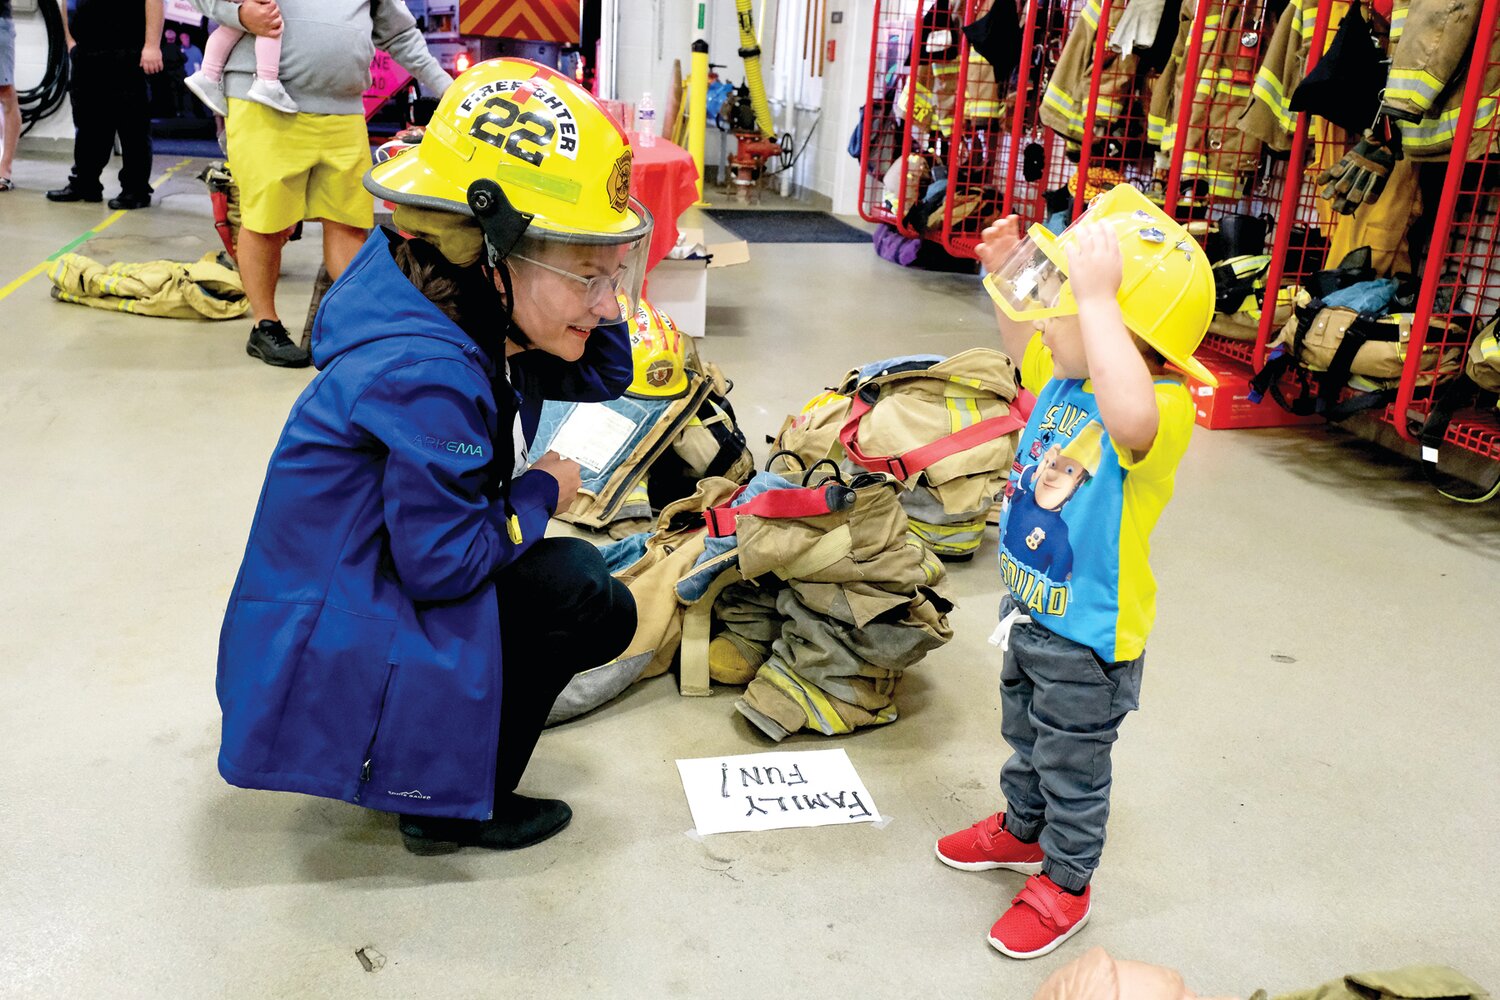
629, 137, 701, 272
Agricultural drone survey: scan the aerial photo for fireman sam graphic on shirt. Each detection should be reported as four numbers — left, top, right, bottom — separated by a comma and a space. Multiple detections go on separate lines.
1000, 420, 1105, 587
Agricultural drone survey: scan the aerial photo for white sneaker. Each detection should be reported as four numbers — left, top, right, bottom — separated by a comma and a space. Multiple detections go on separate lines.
246, 77, 300, 115
184, 71, 229, 117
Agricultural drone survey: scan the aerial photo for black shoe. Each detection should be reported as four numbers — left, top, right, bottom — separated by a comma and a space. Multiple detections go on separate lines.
246, 319, 311, 368
46, 184, 103, 203
399, 794, 573, 855
108, 191, 152, 210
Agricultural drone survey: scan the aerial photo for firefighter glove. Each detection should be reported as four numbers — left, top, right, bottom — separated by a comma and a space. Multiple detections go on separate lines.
1318, 125, 1401, 215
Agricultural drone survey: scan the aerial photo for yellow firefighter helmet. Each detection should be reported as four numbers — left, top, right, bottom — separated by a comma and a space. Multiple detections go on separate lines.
623, 294, 690, 398
984, 183, 1218, 386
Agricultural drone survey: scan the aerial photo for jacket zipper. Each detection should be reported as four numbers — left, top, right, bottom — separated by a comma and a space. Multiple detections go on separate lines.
354, 661, 397, 802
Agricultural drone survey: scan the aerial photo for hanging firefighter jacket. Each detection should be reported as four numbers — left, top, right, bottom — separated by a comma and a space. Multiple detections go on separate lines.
544, 471, 955, 733
1381, 0, 1500, 160
1146, 0, 1264, 198
1238, 0, 1356, 150
1042, 0, 1142, 143
770, 349, 1032, 560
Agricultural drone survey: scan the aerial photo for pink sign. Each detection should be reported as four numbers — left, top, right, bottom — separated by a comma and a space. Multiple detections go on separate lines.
363, 51, 413, 120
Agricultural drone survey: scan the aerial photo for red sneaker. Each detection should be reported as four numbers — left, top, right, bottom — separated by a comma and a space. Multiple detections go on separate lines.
934, 811, 1045, 873
988, 874, 1091, 959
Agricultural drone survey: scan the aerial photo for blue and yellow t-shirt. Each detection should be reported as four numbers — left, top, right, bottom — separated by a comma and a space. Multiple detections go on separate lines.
997, 335, 1195, 662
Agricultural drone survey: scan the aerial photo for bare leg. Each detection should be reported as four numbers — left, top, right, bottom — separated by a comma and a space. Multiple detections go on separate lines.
237, 227, 289, 322
321, 220, 368, 280
0, 85, 20, 180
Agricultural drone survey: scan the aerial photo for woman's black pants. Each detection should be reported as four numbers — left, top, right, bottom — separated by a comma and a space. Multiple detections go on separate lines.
491, 537, 636, 796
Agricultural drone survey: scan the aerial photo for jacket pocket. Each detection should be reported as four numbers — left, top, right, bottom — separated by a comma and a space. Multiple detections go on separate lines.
354, 660, 397, 802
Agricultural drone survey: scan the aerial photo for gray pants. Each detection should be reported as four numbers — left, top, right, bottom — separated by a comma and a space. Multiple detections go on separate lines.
996, 593, 1143, 891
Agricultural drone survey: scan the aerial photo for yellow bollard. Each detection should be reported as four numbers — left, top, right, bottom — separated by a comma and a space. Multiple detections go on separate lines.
688, 34, 710, 204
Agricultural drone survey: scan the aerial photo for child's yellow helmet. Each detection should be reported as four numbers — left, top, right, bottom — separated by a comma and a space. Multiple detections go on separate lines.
984, 183, 1218, 387
365, 58, 653, 313
623, 294, 690, 399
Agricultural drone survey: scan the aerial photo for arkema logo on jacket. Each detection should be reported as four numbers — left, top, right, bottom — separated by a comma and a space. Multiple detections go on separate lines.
414, 434, 485, 457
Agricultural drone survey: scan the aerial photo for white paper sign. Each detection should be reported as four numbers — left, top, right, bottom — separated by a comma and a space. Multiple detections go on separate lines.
676, 749, 882, 835
546, 403, 638, 473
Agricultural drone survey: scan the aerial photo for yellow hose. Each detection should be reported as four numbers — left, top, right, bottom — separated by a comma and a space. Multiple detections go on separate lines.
734, 0, 776, 138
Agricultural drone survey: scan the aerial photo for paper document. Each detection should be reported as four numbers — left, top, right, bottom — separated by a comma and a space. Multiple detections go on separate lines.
676, 749, 882, 835
545, 403, 638, 473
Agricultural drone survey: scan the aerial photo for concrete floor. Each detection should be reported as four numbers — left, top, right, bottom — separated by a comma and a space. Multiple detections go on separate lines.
2, 153, 1498, 999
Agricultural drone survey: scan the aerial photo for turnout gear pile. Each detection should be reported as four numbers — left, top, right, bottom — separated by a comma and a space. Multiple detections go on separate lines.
547, 471, 955, 735
1250, 252, 1464, 418
48, 252, 249, 320
769, 349, 1032, 560
1415, 316, 1500, 502
531, 321, 753, 536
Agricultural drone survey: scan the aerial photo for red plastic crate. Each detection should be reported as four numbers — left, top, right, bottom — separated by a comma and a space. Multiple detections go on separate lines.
1184, 350, 1324, 429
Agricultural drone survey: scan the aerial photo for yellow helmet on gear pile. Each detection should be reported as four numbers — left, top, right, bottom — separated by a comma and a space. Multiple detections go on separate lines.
623, 293, 690, 398
984, 183, 1218, 386
365, 58, 653, 311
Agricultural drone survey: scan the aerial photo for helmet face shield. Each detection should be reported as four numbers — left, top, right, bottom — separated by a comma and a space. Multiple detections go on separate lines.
511, 216, 651, 325
982, 225, 1078, 322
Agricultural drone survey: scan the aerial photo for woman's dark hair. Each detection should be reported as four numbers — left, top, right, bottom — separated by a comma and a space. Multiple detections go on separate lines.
389, 233, 522, 353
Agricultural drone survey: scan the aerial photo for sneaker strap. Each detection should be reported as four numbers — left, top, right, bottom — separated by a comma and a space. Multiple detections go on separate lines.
1014, 878, 1072, 929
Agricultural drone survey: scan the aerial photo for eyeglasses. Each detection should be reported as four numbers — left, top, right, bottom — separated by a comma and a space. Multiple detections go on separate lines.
510, 254, 626, 308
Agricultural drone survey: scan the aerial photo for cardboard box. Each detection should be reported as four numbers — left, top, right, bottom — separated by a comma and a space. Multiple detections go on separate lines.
1186, 350, 1323, 430
645, 228, 750, 338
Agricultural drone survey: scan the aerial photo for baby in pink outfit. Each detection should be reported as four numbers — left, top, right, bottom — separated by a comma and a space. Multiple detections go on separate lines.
185, 1, 298, 116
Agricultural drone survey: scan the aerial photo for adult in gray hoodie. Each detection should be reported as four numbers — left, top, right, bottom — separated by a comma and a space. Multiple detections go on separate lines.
191, 0, 453, 367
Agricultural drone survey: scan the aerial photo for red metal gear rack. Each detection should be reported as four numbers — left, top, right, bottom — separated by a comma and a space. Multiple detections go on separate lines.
1069, 0, 1159, 218
858, 0, 925, 229
938, 0, 1079, 257
1390, 0, 1500, 465
1246, 0, 1341, 369
1158, 0, 1277, 366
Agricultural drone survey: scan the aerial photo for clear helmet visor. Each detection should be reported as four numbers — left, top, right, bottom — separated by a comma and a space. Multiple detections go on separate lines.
509, 226, 651, 328
982, 225, 1078, 322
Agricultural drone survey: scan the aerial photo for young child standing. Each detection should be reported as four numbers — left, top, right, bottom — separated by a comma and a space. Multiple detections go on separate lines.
185, 2, 298, 115
935, 183, 1218, 959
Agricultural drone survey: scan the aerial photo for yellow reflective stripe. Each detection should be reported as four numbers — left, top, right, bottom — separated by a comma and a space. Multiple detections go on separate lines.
1079, 0, 1102, 30
1252, 71, 1296, 130
1147, 115, 1165, 143
964, 99, 1007, 118
761, 663, 854, 736
909, 518, 985, 537
1386, 68, 1446, 111
1402, 96, 1500, 148
1390, 5, 1407, 41
1044, 85, 1078, 111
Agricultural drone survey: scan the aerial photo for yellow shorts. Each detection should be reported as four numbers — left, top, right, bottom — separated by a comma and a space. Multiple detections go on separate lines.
226, 99, 374, 234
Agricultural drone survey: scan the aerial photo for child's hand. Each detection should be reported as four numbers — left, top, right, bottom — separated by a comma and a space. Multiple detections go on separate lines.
1065, 222, 1124, 306
976, 215, 1024, 274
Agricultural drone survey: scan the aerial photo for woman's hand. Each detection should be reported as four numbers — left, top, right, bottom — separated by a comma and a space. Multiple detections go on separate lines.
530, 451, 582, 509
976, 215, 1024, 274
1064, 222, 1124, 306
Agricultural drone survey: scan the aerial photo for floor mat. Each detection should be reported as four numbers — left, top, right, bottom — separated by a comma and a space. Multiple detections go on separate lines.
704, 209, 870, 244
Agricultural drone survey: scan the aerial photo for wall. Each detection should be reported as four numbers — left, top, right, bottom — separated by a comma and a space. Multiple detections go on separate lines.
608, 0, 872, 214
